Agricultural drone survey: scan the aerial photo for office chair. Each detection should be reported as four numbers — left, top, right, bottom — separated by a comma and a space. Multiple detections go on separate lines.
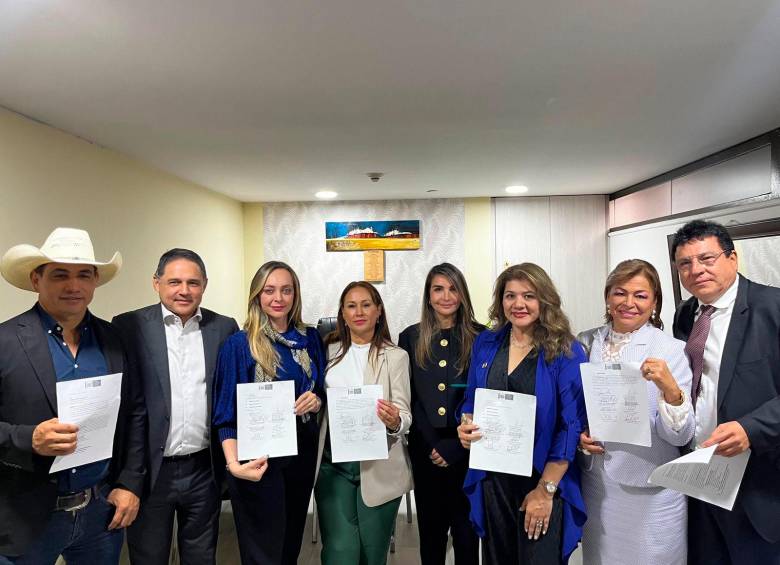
316, 316, 338, 339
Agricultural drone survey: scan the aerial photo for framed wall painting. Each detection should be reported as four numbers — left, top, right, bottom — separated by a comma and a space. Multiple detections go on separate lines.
325, 220, 420, 251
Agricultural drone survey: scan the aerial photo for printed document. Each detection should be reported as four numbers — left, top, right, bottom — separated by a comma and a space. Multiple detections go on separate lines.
469, 388, 536, 476
50, 373, 122, 473
580, 362, 651, 447
327, 385, 388, 463
237, 380, 297, 460
648, 444, 750, 510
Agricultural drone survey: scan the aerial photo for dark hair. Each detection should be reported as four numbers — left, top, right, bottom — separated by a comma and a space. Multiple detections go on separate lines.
416, 263, 480, 372
327, 281, 393, 370
670, 220, 735, 261
155, 248, 207, 280
488, 263, 575, 362
604, 259, 664, 330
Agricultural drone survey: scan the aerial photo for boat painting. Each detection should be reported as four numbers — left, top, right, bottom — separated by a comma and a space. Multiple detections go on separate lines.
325, 220, 421, 251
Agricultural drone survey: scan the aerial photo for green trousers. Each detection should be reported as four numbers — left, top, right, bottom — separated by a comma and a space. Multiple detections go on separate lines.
315, 458, 401, 565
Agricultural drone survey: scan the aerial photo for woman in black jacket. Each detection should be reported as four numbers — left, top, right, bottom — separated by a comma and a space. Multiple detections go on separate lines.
398, 263, 484, 565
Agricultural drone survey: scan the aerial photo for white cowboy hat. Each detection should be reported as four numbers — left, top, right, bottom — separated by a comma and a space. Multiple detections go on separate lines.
0, 227, 122, 291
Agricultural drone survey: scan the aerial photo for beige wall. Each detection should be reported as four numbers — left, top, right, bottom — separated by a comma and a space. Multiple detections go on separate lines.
0, 108, 246, 323
242, 202, 265, 307
464, 197, 494, 323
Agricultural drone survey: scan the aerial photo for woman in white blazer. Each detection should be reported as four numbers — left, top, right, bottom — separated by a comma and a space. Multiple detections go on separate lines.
577, 259, 695, 565
314, 281, 413, 565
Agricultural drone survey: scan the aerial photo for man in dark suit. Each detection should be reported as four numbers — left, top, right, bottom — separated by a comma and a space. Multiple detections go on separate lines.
112, 249, 238, 565
0, 228, 146, 563
671, 219, 780, 564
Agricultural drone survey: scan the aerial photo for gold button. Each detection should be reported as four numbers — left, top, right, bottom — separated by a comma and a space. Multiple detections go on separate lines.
440, 338, 448, 347
438, 383, 446, 391
438, 359, 447, 368
437, 407, 446, 416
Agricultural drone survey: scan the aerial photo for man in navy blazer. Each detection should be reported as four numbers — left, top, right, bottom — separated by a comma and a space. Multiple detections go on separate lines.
672, 219, 780, 564
112, 249, 238, 565
0, 228, 146, 563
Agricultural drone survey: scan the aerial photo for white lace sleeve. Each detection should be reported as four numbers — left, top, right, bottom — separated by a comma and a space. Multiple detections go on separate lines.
657, 389, 691, 432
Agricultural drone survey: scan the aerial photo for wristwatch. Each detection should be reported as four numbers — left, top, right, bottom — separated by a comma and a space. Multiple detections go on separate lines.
539, 479, 558, 496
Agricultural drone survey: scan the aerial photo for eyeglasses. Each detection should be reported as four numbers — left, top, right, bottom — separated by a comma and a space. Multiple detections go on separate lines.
674, 250, 729, 272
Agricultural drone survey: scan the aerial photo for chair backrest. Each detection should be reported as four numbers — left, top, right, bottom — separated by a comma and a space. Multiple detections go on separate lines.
316, 316, 338, 340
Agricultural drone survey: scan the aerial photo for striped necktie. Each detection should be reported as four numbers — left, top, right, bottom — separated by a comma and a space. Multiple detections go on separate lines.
685, 304, 715, 410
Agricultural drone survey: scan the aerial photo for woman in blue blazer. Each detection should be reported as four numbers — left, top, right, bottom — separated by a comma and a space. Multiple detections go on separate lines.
458, 263, 587, 565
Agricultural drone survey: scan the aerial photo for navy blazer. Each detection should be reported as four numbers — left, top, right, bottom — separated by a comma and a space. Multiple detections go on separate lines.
460, 324, 587, 563
0, 306, 146, 556
674, 274, 780, 543
112, 304, 239, 495
399, 323, 484, 465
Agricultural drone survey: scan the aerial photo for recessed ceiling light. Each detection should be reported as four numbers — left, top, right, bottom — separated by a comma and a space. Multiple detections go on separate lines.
315, 190, 338, 199
505, 185, 529, 194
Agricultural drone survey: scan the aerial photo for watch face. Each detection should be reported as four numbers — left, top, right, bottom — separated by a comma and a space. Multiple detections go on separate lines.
545, 483, 556, 494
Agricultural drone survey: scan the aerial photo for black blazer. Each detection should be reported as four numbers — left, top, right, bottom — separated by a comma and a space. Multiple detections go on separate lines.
112, 304, 238, 495
673, 275, 780, 542
0, 306, 146, 556
398, 322, 484, 465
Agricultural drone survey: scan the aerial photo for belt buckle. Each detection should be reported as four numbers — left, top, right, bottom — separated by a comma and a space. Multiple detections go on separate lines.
59, 489, 92, 512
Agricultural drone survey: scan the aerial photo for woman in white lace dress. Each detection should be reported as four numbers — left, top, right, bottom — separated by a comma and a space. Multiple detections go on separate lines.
577, 259, 695, 565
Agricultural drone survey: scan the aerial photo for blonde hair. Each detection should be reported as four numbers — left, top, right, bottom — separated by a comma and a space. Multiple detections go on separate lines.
488, 263, 575, 362
244, 261, 304, 376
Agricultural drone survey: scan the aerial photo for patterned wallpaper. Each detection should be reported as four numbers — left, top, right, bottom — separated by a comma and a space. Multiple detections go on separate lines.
737, 235, 780, 288
262, 199, 465, 340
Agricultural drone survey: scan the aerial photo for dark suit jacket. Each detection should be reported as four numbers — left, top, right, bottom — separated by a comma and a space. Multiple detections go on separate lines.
398, 322, 484, 465
0, 306, 146, 556
112, 304, 238, 495
674, 274, 780, 542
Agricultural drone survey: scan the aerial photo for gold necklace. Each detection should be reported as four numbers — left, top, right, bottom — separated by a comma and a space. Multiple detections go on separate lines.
510, 332, 533, 349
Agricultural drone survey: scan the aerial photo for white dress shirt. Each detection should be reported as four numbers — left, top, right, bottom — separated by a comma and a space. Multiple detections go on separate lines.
693, 277, 739, 446
161, 304, 209, 456
325, 342, 370, 388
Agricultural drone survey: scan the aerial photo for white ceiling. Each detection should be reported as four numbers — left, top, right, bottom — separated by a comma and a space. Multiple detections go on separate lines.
2, 1, 780, 202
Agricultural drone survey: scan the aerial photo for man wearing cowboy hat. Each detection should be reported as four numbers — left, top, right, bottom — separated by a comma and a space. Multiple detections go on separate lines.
0, 227, 146, 563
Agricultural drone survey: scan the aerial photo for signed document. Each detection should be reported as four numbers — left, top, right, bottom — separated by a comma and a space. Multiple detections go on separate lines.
50, 373, 123, 473
580, 362, 651, 447
326, 385, 388, 463
469, 388, 536, 476
237, 380, 297, 460
648, 444, 750, 510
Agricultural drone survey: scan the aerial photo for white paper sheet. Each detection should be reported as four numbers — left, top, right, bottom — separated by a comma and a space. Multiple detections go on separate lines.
237, 380, 297, 460
580, 362, 651, 447
469, 388, 536, 476
50, 373, 123, 473
326, 385, 388, 463
648, 444, 751, 510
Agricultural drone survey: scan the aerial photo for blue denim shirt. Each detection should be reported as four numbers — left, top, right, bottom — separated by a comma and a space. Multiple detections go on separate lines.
36, 304, 111, 494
